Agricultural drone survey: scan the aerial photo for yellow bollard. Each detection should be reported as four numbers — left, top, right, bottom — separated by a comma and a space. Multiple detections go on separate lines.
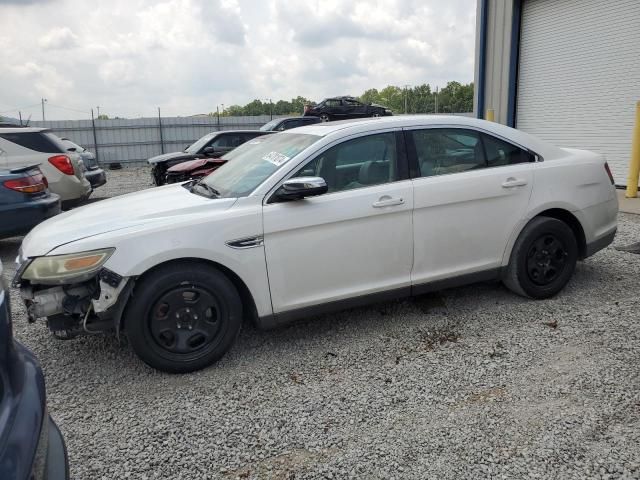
625, 101, 640, 198
485, 109, 495, 122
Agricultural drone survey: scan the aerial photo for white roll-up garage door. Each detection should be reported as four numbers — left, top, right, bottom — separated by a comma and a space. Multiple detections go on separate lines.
517, 0, 640, 184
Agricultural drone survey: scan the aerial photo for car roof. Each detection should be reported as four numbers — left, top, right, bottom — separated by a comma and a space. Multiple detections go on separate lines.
292, 115, 565, 159
0, 127, 48, 134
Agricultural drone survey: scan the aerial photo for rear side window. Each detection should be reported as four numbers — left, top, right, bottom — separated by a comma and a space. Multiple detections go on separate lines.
482, 133, 534, 166
0, 132, 65, 153
410, 128, 485, 177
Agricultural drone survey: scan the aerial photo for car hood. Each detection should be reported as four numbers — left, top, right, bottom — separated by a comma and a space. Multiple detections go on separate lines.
147, 151, 198, 165
20, 184, 237, 257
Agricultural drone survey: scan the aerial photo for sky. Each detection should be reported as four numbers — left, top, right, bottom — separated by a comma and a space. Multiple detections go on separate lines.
0, 0, 477, 120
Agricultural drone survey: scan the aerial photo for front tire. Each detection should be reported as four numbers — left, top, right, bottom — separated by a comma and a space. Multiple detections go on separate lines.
151, 164, 167, 186
319, 113, 331, 122
125, 263, 243, 373
503, 217, 578, 299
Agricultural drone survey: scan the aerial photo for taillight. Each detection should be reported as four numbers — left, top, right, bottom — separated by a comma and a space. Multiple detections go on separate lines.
48, 154, 74, 175
3, 170, 48, 194
604, 162, 615, 185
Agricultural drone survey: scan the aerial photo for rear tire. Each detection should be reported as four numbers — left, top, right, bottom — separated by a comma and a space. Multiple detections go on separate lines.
125, 263, 242, 373
503, 217, 578, 299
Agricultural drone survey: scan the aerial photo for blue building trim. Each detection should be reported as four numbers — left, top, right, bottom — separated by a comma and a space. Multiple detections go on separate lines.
476, 0, 489, 119
506, 0, 523, 127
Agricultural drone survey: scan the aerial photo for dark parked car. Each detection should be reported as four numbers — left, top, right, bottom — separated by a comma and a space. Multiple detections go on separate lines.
304, 96, 392, 122
0, 259, 69, 479
0, 165, 61, 239
60, 138, 107, 189
259, 116, 321, 132
147, 130, 272, 186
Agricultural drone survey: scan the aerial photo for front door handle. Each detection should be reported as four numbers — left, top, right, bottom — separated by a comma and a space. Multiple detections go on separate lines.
372, 195, 405, 208
502, 177, 528, 188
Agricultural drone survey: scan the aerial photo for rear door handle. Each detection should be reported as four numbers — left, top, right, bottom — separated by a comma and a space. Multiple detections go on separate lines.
502, 177, 528, 188
372, 195, 404, 208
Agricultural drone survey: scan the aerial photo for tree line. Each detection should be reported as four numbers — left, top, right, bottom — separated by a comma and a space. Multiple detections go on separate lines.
215, 81, 474, 117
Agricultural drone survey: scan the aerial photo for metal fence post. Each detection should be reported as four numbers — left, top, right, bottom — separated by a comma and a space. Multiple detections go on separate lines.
158, 107, 165, 154
90, 108, 100, 165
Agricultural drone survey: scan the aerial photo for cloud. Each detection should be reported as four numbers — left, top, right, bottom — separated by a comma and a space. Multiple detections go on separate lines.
38, 27, 79, 49
0, 0, 476, 120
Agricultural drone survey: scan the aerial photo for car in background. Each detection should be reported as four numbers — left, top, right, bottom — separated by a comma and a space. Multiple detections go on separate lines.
260, 116, 321, 132
14, 116, 617, 373
0, 165, 60, 239
304, 96, 392, 122
0, 259, 69, 479
0, 127, 91, 209
165, 157, 227, 184
147, 130, 273, 186
60, 138, 107, 189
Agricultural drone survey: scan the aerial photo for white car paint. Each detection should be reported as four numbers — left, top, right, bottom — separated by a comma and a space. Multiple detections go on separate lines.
18, 115, 617, 325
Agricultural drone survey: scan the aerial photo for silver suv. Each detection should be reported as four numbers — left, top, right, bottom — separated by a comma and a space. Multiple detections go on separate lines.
0, 127, 91, 208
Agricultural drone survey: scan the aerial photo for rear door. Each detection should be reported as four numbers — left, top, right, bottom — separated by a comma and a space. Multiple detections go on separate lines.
406, 127, 535, 286
343, 99, 367, 118
325, 99, 344, 118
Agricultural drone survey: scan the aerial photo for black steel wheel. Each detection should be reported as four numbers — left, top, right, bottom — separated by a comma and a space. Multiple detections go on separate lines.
125, 263, 243, 373
149, 286, 223, 355
525, 234, 569, 286
504, 216, 578, 299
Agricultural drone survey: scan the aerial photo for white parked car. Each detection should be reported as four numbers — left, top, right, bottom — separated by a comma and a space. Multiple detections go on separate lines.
14, 116, 618, 372
0, 127, 91, 208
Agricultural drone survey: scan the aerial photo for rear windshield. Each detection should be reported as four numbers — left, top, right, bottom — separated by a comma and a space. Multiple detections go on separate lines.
0, 131, 66, 153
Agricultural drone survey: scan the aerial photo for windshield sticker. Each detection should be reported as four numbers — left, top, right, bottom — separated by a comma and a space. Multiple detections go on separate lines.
262, 151, 290, 166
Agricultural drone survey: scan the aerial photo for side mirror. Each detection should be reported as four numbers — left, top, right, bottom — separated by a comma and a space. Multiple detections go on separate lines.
274, 177, 328, 201
203, 146, 216, 155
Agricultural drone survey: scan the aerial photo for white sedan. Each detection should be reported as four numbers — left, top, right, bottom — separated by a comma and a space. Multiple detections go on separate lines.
14, 116, 618, 372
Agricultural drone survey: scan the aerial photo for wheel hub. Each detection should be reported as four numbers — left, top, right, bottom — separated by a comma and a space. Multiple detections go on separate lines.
148, 286, 222, 355
175, 307, 198, 330
526, 234, 568, 286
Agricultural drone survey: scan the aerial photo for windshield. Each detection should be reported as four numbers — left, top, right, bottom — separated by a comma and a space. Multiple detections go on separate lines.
201, 133, 320, 198
259, 119, 281, 131
185, 132, 216, 153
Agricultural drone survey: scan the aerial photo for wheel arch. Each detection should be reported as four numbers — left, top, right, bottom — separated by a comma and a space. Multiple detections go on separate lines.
120, 257, 259, 330
504, 207, 587, 266
534, 208, 587, 259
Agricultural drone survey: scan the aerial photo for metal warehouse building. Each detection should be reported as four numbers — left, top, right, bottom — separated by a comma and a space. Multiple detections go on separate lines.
473, 0, 640, 184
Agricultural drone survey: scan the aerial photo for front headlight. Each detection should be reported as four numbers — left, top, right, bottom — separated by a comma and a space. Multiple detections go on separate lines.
21, 248, 115, 284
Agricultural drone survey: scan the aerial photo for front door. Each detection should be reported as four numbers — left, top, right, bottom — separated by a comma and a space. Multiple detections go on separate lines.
262, 131, 413, 314
406, 127, 535, 285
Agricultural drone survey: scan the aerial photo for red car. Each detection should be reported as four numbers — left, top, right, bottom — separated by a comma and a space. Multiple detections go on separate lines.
165, 157, 227, 184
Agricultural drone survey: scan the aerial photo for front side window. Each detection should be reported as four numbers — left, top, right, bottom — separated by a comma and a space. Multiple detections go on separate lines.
345, 99, 362, 106
325, 99, 342, 107
201, 133, 320, 198
482, 134, 534, 166
290, 132, 398, 194
185, 133, 216, 153
410, 128, 485, 178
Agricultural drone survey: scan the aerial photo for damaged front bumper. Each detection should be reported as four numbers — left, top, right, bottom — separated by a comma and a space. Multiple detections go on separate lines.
15, 257, 134, 338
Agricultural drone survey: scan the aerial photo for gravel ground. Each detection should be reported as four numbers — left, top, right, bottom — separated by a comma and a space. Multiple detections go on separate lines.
1, 167, 639, 479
